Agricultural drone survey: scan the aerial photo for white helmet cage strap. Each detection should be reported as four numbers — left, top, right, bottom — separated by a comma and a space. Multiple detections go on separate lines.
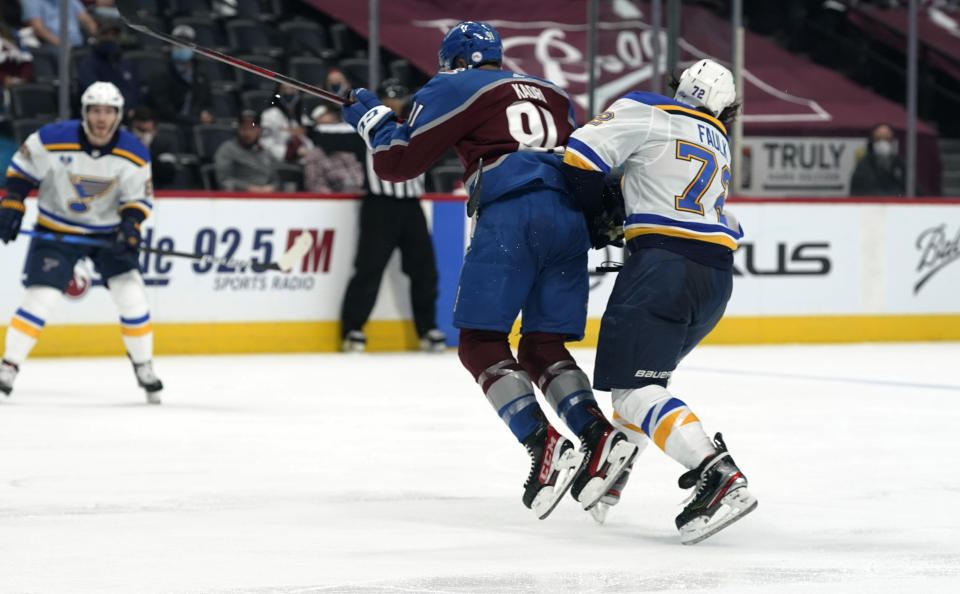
674, 59, 736, 118
81, 81, 125, 140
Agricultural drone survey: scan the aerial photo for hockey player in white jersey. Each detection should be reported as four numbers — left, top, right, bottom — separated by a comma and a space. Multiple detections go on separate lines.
0, 81, 163, 404
561, 59, 757, 543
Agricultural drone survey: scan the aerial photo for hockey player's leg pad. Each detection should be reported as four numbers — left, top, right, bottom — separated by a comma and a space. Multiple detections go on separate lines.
516, 331, 578, 388
458, 328, 513, 381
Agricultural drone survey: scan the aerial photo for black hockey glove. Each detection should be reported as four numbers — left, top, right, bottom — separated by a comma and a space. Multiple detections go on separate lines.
114, 213, 143, 255
586, 176, 625, 250
0, 194, 26, 244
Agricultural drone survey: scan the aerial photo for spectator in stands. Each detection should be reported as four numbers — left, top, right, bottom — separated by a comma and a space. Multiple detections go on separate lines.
144, 25, 214, 129
339, 79, 446, 353
260, 82, 315, 163
302, 144, 364, 193
318, 69, 351, 124
850, 123, 907, 197
0, 18, 34, 101
214, 109, 280, 192
76, 16, 139, 119
22, 0, 97, 48
260, 82, 364, 193
310, 104, 341, 125
129, 106, 177, 189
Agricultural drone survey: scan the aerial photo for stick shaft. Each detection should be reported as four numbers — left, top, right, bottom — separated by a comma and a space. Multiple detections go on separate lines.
21, 230, 281, 272
114, 2, 348, 105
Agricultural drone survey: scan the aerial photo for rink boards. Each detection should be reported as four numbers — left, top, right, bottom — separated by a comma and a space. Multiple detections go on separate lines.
0, 193, 958, 356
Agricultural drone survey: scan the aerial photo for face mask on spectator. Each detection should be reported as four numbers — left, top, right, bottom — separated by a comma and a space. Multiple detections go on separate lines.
171, 48, 194, 63
873, 139, 894, 159
280, 93, 297, 105
327, 81, 346, 95
135, 128, 154, 146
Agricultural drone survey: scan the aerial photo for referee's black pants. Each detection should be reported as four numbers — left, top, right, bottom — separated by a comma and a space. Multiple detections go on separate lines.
340, 194, 440, 339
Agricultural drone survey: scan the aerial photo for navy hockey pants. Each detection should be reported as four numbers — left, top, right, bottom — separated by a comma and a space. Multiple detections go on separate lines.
593, 247, 733, 391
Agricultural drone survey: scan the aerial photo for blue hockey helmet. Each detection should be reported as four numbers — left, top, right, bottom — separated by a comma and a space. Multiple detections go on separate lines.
438, 21, 503, 71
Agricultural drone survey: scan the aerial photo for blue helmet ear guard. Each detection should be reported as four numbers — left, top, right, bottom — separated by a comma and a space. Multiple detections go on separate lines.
438, 21, 503, 71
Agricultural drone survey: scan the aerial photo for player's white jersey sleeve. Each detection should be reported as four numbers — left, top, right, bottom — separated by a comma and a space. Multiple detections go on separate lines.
7, 132, 51, 186
116, 159, 154, 220
564, 98, 665, 174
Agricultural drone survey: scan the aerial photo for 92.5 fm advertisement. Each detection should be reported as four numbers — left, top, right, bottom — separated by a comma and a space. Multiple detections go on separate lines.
0, 196, 417, 326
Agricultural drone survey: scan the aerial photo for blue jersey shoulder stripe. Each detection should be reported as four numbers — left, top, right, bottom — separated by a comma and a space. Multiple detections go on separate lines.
626, 212, 743, 239
622, 91, 727, 136
37, 120, 81, 146
8, 161, 39, 184
114, 130, 151, 163
566, 137, 611, 174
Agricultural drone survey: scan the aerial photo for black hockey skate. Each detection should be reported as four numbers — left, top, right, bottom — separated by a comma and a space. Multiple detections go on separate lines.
131, 359, 163, 405
0, 359, 18, 396
570, 420, 638, 511
675, 433, 757, 545
522, 422, 586, 520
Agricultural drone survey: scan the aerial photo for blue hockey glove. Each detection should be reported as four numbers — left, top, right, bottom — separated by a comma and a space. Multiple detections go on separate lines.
341, 88, 396, 149
113, 214, 143, 255
0, 195, 26, 244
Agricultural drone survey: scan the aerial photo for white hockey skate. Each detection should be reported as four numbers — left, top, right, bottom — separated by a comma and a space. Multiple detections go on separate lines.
132, 359, 163, 405
522, 422, 587, 520
675, 433, 757, 545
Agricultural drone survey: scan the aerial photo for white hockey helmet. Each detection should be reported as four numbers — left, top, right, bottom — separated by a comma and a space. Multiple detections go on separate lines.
81, 81, 124, 139
674, 59, 736, 117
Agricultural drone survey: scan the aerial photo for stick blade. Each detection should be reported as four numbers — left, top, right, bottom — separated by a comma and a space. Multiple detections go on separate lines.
276, 233, 314, 272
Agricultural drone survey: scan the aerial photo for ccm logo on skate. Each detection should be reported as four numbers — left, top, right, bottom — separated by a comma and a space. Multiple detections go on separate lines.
634, 369, 672, 379
539, 435, 558, 482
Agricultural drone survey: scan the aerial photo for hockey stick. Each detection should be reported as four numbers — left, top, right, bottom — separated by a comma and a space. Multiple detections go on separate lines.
466, 158, 483, 217
20, 229, 314, 273
113, 0, 350, 106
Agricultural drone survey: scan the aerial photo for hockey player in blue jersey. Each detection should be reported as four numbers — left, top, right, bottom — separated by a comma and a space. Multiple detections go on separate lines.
562, 59, 758, 543
341, 21, 637, 519
0, 81, 164, 404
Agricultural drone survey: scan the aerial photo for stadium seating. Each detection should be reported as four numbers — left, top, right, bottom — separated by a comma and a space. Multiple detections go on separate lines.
10, 84, 58, 119
278, 20, 336, 60
210, 89, 241, 122
12, 118, 46, 145
240, 89, 276, 114
193, 123, 236, 161
225, 20, 283, 58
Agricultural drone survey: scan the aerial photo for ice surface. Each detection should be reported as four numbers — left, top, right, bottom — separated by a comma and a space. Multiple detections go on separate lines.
1, 343, 959, 593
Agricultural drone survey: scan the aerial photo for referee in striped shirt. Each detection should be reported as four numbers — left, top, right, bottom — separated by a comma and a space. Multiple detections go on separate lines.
340, 79, 446, 353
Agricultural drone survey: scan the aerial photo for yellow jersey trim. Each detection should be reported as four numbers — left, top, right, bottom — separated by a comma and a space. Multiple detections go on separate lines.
44, 143, 82, 152
625, 227, 739, 250
111, 148, 147, 167
655, 105, 727, 135
561, 150, 601, 172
